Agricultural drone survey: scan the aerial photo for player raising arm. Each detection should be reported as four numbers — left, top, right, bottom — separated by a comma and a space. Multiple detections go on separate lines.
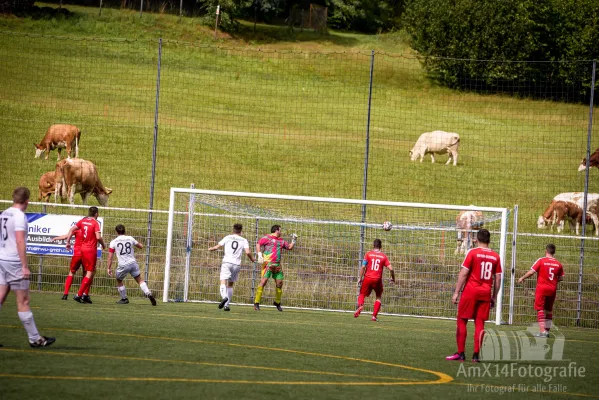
253, 225, 297, 312
354, 239, 396, 322
208, 223, 255, 311
0, 187, 55, 347
518, 244, 564, 337
447, 229, 501, 363
107, 224, 156, 306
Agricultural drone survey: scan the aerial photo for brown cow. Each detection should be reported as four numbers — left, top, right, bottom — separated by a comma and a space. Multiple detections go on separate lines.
578, 148, 599, 171
34, 124, 81, 161
455, 209, 484, 254
537, 200, 596, 235
38, 171, 56, 202
55, 158, 112, 206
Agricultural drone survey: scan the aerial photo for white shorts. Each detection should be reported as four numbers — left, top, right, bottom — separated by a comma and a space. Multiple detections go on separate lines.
0, 260, 30, 290
116, 262, 141, 281
220, 262, 241, 282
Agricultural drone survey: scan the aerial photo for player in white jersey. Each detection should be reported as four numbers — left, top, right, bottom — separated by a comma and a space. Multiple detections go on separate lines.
208, 223, 255, 311
0, 187, 55, 348
107, 224, 156, 306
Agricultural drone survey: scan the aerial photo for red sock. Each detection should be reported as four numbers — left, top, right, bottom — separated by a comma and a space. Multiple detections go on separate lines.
64, 275, 74, 295
546, 312, 553, 331
83, 277, 93, 296
357, 294, 365, 307
537, 310, 546, 332
457, 318, 468, 353
474, 318, 485, 353
78, 277, 91, 297
373, 300, 381, 317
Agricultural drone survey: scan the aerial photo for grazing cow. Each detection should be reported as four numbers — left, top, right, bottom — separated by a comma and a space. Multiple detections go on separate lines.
55, 158, 112, 206
537, 193, 599, 235
409, 131, 460, 166
578, 148, 599, 171
38, 171, 56, 202
34, 124, 81, 161
455, 209, 484, 254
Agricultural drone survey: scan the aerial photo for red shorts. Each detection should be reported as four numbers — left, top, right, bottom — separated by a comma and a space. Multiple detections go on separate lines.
81, 250, 98, 272
69, 252, 83, 273
458, 289, 491, 320
360, 277, 383, 298
535, 290, 557, 311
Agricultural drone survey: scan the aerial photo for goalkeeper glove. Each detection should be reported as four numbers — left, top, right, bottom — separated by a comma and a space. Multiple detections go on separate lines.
257, 252, 264, 263
291, 233, 298, 243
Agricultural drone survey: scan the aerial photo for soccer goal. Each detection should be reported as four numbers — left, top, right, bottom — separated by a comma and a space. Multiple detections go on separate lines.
163, 188, 509, 324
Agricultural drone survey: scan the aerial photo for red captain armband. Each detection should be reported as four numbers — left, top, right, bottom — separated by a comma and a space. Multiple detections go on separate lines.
109, 248, 116, 253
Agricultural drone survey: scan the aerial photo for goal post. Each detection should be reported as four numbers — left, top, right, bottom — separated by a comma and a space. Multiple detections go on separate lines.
163, 188, 509, 325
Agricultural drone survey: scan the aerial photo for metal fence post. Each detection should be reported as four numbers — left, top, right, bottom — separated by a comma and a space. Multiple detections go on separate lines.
508, 205, 518, 325
37, 203, 47, 291
140, 0, 143, 18
145, 38, 162, 282
358, 50, 375, 269
577, 59, 596, 326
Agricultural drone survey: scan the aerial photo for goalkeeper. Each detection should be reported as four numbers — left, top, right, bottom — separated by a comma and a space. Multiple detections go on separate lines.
254, 225, 297, 312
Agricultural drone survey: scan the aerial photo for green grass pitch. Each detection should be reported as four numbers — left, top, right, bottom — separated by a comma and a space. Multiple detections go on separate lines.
1, 292, 598, 399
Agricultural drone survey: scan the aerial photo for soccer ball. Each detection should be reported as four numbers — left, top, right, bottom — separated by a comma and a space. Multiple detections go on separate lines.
382, 221, 393, 231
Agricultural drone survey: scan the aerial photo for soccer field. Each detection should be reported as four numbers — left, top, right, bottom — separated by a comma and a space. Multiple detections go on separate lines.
1, 293, 598, 399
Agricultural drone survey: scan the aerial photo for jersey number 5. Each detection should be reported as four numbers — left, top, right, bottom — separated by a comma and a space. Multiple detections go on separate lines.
480, 261, 493, 280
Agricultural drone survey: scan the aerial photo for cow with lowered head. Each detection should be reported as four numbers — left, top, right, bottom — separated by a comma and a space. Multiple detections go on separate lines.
34, 124, 81, 161
55, 158, 112, 206
409, 130, 460, 166
578, 148, 599, 172
38, 171, 57, 202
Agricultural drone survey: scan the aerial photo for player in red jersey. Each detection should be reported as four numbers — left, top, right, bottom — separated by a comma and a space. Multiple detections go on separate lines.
447, 229, 502, 362
52, 227, 84, 300
65, 206, 105, 304
354, 239, 396, 322
518, 244, 564, 338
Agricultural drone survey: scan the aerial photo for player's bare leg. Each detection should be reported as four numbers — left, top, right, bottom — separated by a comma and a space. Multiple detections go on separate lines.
254, 277, 268, 311
134, 275, 156, 306
218, 279, 229, 309
273, 279, 283, 311
15, 288, 55, 348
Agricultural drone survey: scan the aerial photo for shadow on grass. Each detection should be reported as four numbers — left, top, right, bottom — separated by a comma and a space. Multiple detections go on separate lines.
13, 5, 81, 21
231, 20, 360, 47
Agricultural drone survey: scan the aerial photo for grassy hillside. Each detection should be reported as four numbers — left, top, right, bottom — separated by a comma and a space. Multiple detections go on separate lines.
0, 4, 598, 327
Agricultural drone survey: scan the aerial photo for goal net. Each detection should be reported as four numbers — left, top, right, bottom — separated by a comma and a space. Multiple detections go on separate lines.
163, 189, 509, 324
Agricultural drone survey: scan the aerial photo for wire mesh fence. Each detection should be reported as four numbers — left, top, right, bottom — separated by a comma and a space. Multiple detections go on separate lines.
0, 31, 597, 326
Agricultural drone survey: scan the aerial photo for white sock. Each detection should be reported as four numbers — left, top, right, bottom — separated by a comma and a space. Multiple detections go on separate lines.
220, 284, 227, 299
139, 282, 151, 295
18, 311, 41, 342
118, 285, 127, 299
226, 287, 233, 306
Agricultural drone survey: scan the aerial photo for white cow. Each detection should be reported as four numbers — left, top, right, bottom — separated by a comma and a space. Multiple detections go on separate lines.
455, 209, 484, 254
409, 130, 460, 166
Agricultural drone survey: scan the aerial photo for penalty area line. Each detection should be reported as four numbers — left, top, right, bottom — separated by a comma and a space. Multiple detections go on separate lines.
0, 348, 409, 382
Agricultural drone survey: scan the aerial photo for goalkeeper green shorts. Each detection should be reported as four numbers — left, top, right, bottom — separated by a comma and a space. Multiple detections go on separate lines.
262, 265, 284, 280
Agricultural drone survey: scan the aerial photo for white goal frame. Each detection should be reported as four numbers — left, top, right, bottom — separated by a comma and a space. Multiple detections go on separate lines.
163, 188, 509, 325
